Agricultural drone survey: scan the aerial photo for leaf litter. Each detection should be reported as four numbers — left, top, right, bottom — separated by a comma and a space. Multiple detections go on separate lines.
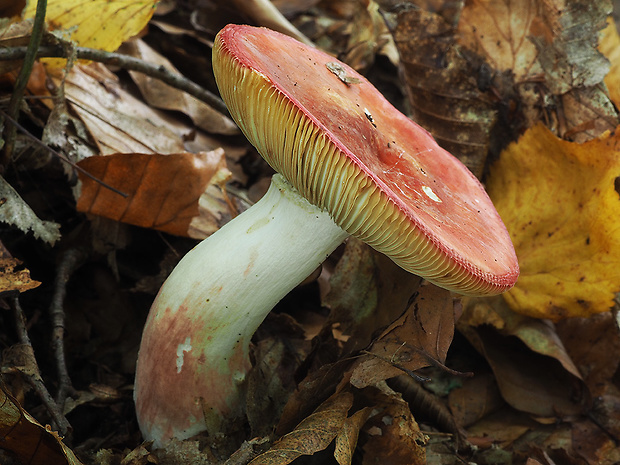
1, 0, 620, 464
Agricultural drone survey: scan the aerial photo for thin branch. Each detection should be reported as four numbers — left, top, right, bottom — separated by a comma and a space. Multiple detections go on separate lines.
0, 44, 229, 115
49, 248, 87, 407
1, 0, 47, 170
10, 295, 72, 435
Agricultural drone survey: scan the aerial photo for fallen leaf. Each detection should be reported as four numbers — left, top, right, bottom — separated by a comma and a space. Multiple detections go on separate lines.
556, 312, 620, 396
45, 63, 188, 156
0, 175, 61, 245
334, 408, 371, 465
350, 282, 457, 388
22, 0, 157, 55
487, 123, 620, 320
360, 383, 426, 465
76, 149, 232, 238
448, 372, 504, 428
122, 39, 239, 136
459, 323, 584, 418
0, 257, 40, 294
392, 4, 496, 177
250, 391, 353, 465
0, 382, 83, 465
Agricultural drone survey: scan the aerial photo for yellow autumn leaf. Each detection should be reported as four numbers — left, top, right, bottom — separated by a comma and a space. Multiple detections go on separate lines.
23, 0, 158, 53
487, 124, 620, 321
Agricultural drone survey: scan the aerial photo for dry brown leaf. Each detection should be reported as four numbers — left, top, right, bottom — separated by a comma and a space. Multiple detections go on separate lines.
459, 323, 584, 418
556, 312, 620, 397
322, 237, 422, 355
600, 16, 620, 107
76, 149, 232, 238
350, 282, 457, 388
47, 64, 188, 156
122, 39, 239, 136
249, 392, 353, 465
0, 257, 40, 294
0, 383, 83, 465
448, 372, 504, 428
360, 384, 426, 465
457, 0, 616, 140
334, 408, 371, 465
392, 4, 497, 177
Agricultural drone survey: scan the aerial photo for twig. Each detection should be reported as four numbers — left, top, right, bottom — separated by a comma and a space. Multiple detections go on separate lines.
10, 294, 72, 435
50, 248, 87, 407
0, 44, 229, 115
1, 0, 47, 170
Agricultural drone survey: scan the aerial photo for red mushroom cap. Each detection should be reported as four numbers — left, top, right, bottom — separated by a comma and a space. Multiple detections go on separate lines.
213, 24, 519, 295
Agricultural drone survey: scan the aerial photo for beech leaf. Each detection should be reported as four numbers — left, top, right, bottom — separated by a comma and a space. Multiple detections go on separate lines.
250, 392, 353, 465
23, 0, 157, 55
0, 258, 40, 294
0, 383, 82, 465
487, 123, 620, 320
76, 149, 232, 238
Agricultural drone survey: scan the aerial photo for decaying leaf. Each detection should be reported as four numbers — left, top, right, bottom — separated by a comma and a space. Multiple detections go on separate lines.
350, 282, 457, 388
360, 384, 426, 465
392, 3, 496, 177
0, 383, 83, 465
0, 257, 40, 294
76, 149, 233, 238
122, 39, 239, 136
0, 175, 61, 245
250, 392, 353, 465
487, 123, 620, 320
46, 64, 188, 156
22, 0, 157, 55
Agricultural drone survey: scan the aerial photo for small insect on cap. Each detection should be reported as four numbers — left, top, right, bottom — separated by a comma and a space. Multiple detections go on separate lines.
212, 24, 519, 296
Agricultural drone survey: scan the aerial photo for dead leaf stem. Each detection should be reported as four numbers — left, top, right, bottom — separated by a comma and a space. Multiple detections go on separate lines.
9, 294, 72, 436
1, 0, 47, 171
0, 44, 229, 116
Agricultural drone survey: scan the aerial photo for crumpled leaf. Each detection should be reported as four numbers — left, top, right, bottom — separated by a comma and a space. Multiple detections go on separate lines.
457, 0, 616, 140
22, 0, 157, 54
122, 39, 239, 136
76, 149, 233, 239
0, 257, 40, 294
46, 64, 187, 157
0, 175, 61, 245
487, 123, 620, 320
250, 392, 353, 465
0, 382, 83, 465
334, 408, 371, 465
350, 282, 457, 388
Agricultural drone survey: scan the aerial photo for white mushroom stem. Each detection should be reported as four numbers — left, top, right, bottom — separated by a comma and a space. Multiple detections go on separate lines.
134, 174, 348, 446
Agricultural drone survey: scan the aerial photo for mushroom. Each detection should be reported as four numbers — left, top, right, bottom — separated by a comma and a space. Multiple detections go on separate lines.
134, 24, 519, 447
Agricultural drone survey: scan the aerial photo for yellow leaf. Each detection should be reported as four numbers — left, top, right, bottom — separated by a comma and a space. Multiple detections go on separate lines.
487, 124, 620, 320
23, 0, 157, 53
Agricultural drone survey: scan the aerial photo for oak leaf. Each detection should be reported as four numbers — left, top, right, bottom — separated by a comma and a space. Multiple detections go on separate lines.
487, 123, 620, 320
